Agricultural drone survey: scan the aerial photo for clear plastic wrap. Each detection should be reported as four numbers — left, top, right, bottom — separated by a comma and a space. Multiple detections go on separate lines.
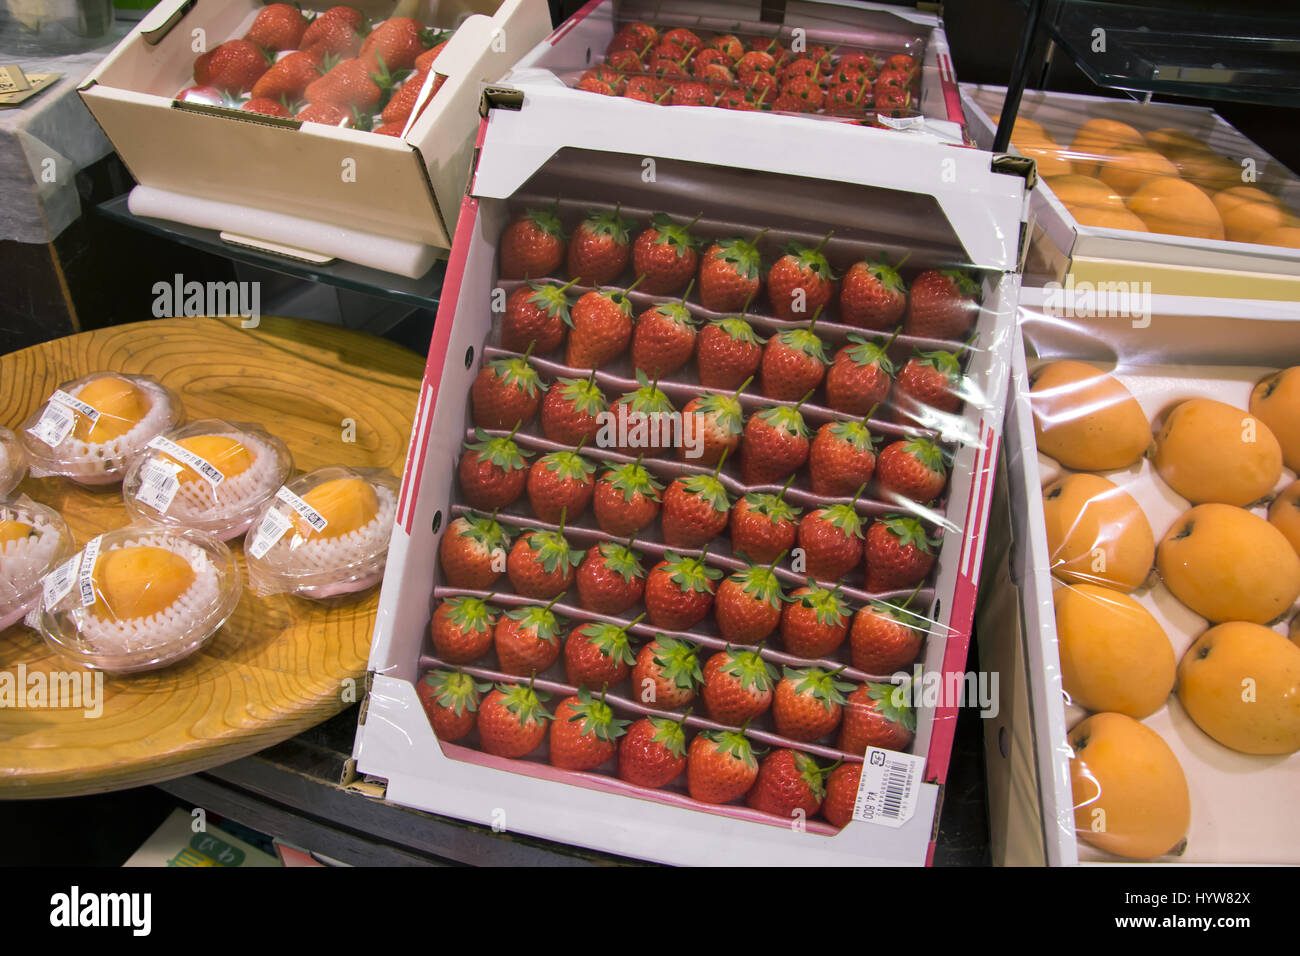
37, 525, 241, 673
0, 426, 27, 496
121, 419, 293, 541
0, 496, 74, 632
18, 372, 184, 486
244, 466, 399, 600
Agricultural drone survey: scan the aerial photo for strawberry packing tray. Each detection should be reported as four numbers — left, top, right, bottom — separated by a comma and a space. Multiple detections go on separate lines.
352, 85, 1029, 865
78, 0, 552, 278
961, 85, 1300, 301
506, 0, 966, 144
980, 295, 1300, 865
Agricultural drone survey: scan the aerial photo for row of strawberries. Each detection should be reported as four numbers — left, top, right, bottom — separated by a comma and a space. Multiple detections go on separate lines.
582, 21, 920, 119
500, 205, 983, 338
179, 4, 448, 133
419, 670, 896, 826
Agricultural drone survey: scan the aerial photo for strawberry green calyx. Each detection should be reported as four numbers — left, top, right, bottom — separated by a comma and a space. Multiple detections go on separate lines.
692, 391, 744, 437
792, 750, 830, 800
466, 426, 530, 472
485, 349, 546, 398
719, 644, 778, 691
442, 595, 498, 633
521, 206, 568, 241
845, 333, 898, 374
782, 234, 836, 281
503, 599, 565, 645
650, 634, 704, 690
579, 615, 641, 665
497, 677, 553, 726
523, 527, 584, 575
553, 375, 607, 417
538, 447, 596, 483
709, 232, 765, 280
647, 299, 696, 330
698, 726, 759, 768
755, 403, 810, 440
527, 279, 578, 322
903, 437, 947, 473
866, 676, 918, 733
580, 204, 634, 243
621, 371, 676, 415
785, 665, 855, 711
818, 501, 864, 537
662, 551, 723, 593
864, 258, 907, 294
743, 489, 801, 524
646, 714, 690, 758
879, 514, 937, 553
914, 347, 963, 382
604, 459, 664, 503
797, 581, 850, 627
939, 268, 980, 300
424, 669, 492, 717
679, 468, 730, 513
730, 559, 786, 608
567, 686, 631, 742
454, 511, 512, 551
775, 323, 829, 364
648, 212, 701, 258
712, 316, 766, 346
827, 419, 877, 452
593, 542, 645, 583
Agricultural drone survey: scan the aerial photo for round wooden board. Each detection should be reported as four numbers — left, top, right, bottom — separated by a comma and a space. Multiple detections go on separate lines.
0, 316, 423, 798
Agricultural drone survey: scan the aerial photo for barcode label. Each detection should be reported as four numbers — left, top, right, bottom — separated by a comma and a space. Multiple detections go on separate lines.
147, 435, 225, 488
42, 551, 83, 609
853, 747, 925, 828
247, 507, 293, 559
135, 458, 181, 513
27, 398, 77, 447
275, 486, 327, 533
51, 389, 100, 423
77, 535, 103, 607
877, 115, 926, 131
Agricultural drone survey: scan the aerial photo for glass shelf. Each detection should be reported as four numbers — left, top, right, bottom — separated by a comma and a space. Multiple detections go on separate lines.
97, 194, 447, 314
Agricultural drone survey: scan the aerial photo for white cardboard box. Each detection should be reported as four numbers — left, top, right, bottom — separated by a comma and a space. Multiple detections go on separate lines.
352, 84, 1028, 865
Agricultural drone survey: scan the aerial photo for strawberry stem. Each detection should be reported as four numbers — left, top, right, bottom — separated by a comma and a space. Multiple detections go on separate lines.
711, 446, 730, 478
750, 227, 769, 247
792, 389, 814, 413
557, 276, 582, 293
807, 304, 823, 335
521, 340, 536, 361
850, 482, 867, 508
776, 473, 797, 503
812, 230, 834, 255
730, 375, 754, 400
901, 580, 924, 609
505, 421, 523, 442
764, 550, 787, 573
679, 278, 695, 306
624, 273, 647, 296
542, 592, 564, 613
896, 251, 913, 270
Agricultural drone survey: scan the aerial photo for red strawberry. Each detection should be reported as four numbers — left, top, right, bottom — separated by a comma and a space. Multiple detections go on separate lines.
822, 762, 861, 827
698, 232, 764, 313
780, 582, 851, 659
696, 317, 764, 390
577, 68, 620, 95
631, 635, 703, 709
607, 22, 657, 56
766, 236, 836, 321
609, 372, 676, 456
716, 86, 769, 110
736, 50, 777, 83
840, 258, 907, 329
739, 402, 811, 486
836, 52, 878, 81
566, 205, 634, 286
863, 516, 938, 592
884, 53, 917, 76
458, 427, 530, 511
749, 36, 788, 64
300, 14, 363, 61
550, 688, 629, 771
194, 40, 270, 94
526, 447, 595, 523
893, 348, 964, 422
691, 49, 730, 78
360, 16, 432, 72
825, 77, 873, 116
501, 280, 575, 354
618, 715, 689, 788
678, 383, 746, 467
304, 57, 384, 111
607, 48, 646, 73
643, 554, 721, 632
709, 33, 744, 61
714, 560, 786, 645
575, 542, 645, 615
494, 600, 566, 676
849, 599, 925, 674
741, 68, 779, 99
439, 511, 511, 589
565, 284, 639, 368
660, 462, 731, 549
729, 481, 801, 564
903, 269, 980, 339
506, 526, 584, 600
839, 679, 917, 754
380, 70, 432, 127
797, 497, 865, 581
772, 665, 855, 741
670, 80, 715, 107
688, 728, 760, 803
471, 347, 545, 430
592, 459, 663, 537
241, 96, 291, 117
430, 594, 497, 664
661, 27, 702, 51
251, 50, 322, 102
301, 6, 364, 48
540, 373, 605, 446
565, 617, 640, 689
825, 333, 897, 416
417, 669, 491, 742
648, 54, 689, 78
701, 646, 777, 725
624, 74, 669, 102
876, 438, 948, 504
746, 748, 828, 819
414, 41, 447, 74
632, 292, 697, 379
774, 75, 824, 112
780, 55, 829, 85
632, 213, 700, 295
500, 207, 567, 281
649, 41, 687, 63
759, 314, 828, 401
245, 3, 308, 51
295, 101, 349, 125
477, 679, 552, 758
808, 420, 877, 497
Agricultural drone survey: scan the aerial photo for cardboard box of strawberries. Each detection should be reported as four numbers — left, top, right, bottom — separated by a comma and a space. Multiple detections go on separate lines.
352, 86, 1028, 865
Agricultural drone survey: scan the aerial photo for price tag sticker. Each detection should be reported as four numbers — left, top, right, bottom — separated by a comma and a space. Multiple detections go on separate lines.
42, 551, 83, 610
247, 508, 293, 559
26, 395, 81, 447
77, 535, 103, 607
853, 747, 926, 828
135, 458, 181, 513
147, 435, 224, 488
275, 486, 327, 533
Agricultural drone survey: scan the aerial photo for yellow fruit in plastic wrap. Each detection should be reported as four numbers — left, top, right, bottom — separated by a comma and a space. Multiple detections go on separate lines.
1157, 504, 1300, 624
1068, 203, 1152, 232
1269, 481, 1300, 557
1178, 621, 1300, 755
1213, 186, 1297, 244
1250, 366, 1300, 472
299, 476, 379, 539
1055, 583, 1175, 718
0, 520, 35, 547
1256, 225, 1300, 249
1043, 473, 1154, 592
170, 435, 254, 486
90, 545, 196, 621
72, 375, 150, 443
1127, 176, 1224, 240
1030, 360, 1151, 471
1153, 398, 1282, 506
1095, 145, 1180, 197
1069, 712, 1190, 859
1172, 150, 1244, 194
1143, 126, 1207, 157
1047, 173, 1123, 209
1069, 118, 1144, 176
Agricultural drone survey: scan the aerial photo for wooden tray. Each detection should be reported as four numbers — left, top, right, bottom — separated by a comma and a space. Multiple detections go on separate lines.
0, 316, 423, 798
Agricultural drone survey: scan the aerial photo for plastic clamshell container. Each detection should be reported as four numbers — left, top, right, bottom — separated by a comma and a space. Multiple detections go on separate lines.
0, 496, 74, 632
0, 427, 27, 496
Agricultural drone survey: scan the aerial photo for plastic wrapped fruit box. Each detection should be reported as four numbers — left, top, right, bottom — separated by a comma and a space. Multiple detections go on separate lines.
352, 84, 1028, 865
961, 84, 1300, 301
980, 294, 1300, 865
77, 0, 552, 277
506, 0, 967, 144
